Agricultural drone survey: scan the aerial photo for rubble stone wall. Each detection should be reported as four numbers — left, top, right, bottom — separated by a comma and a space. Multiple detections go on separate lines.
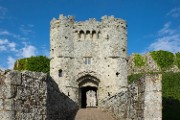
128, 53, 180, 75
0, 70, 78, 120
101, 74, 162, 120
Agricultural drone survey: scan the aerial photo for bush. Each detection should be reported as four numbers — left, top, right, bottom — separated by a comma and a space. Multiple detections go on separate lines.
14, 56, 50, 73
150, 50, 175, 70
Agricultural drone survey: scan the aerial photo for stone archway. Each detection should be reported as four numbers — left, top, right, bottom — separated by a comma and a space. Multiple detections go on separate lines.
77, 75, 100, 108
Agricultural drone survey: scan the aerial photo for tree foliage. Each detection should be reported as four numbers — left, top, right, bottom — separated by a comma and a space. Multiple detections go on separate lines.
175, 52, 180, 69
14, 56, 50, 73
150, 50, 175, 70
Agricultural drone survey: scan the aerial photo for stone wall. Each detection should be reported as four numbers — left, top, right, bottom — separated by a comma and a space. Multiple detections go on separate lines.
128, 53, 180, 75
128, 53, 160, 75
100, 74, 162, 120
0, 70, 78, 120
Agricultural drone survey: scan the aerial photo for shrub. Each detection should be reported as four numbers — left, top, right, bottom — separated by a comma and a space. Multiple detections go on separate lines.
14, 56, 50, 73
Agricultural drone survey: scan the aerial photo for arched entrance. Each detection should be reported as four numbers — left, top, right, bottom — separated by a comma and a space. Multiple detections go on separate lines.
77, 75, 100, 108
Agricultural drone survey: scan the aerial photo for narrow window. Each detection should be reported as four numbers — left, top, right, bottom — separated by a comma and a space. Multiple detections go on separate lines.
84, 57, 92, 64
79, 30, 84, 39
92, 30, 96, 39
58, 69, 62, 77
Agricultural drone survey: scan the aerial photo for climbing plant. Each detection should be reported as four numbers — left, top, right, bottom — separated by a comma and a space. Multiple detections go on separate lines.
133, 54, 146, 67
150, 50, 175, 70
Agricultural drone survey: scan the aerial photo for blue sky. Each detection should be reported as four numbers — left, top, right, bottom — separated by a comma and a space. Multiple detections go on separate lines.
0, 0, 180, 69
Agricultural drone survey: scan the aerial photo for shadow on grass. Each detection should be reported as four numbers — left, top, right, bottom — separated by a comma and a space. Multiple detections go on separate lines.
163, 97, 180, 120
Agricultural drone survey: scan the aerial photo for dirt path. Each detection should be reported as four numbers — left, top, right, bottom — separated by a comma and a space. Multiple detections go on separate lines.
75, 108, 116, 120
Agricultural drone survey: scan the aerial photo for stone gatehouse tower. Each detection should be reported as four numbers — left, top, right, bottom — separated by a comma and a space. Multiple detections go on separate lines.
50, 15, 128, 108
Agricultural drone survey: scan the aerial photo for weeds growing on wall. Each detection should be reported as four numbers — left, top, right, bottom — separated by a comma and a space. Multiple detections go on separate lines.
150, 50, 175, 71
14, 56, 50, 73
133, 54, 146, 67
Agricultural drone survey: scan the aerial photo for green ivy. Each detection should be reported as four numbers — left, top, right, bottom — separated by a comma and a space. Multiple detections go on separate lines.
150, 50, 175, 70
133, 54, 146, 67
128, 73, 144, 84
14, 56, 50, 73
175, 52, 180, 69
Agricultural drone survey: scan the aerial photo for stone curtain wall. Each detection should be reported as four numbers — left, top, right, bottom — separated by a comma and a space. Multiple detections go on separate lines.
0, 70, 78, 120
101, 74, 162, 120
46, 76, 78, 120
128, 53, 160, 75
128, 53, 180, 75
128, 74, 162, 120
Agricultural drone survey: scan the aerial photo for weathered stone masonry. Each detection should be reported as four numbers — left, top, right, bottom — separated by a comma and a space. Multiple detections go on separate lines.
101, 74, 162, 120
50, 15, 128, 107
0, 70, 78, 120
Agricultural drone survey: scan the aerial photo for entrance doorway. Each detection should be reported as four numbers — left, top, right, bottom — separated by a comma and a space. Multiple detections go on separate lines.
80, 86, 97, 108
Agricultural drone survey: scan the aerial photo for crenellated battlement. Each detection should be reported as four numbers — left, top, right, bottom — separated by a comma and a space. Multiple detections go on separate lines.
50, 14, 127, 32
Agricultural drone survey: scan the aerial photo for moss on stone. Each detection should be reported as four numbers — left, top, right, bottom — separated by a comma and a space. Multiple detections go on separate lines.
133, 54, 146, 67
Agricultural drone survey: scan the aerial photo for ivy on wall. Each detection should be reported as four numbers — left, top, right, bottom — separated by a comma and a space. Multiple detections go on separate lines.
150, 50, 175, 70
14, 56, 50, 73
133, 54, 146, 67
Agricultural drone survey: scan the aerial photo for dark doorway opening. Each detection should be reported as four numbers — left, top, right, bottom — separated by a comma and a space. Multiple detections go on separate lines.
80, 86, 97, 108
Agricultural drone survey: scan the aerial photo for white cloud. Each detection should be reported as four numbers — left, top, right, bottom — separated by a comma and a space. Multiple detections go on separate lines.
158, 22, 176, 36
21, 45, 37, 57
167, 7, 180, 18
0, 39, 17, 52
0, 39, 8, 44
7, 56, 16, 69
0, 45, 6, 51
8, 42, 17, 52
0, 30, 10, 35
19, 24, 34, 35
147, 22, 180, 53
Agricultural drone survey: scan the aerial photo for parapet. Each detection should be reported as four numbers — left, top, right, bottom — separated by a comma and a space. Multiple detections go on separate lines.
50, 14, 127, 30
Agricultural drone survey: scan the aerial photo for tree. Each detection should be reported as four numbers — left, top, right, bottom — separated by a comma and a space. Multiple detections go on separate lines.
14, 56, 50, 73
